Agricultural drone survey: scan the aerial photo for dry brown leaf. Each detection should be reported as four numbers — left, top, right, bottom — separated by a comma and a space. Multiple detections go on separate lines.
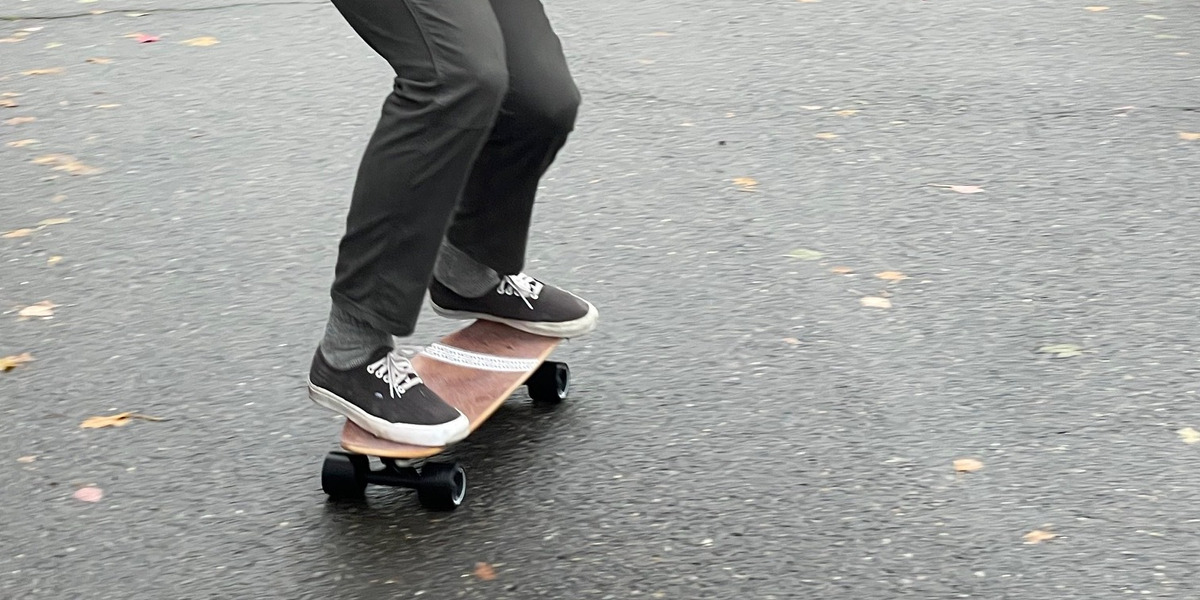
876, 271, 908, 281
953, 458, 983, 473
73, 487, 103, 502
1084, 6, 1110, 11
5, 117, 37, 125
830, 266, 855, 275
181, 36, 220, 47
861, 297, 892, 309
22, 68, 63, 76
19, 301, 58, 319
86, 57, 113, 64
80, 412, 165, 429
1180, 132, 1200, 141
6, 139, 38, 148
1178, 427, 1200, 445
815, 132, 839, 140
473, 562, 497, 581
47, 256, 63, 266
1023, 530, 1056, 544
0, 353, 34, 372
3, 228, 36, 239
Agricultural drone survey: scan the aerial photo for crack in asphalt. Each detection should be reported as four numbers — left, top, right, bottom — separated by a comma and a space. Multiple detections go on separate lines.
1, 1, 324, 21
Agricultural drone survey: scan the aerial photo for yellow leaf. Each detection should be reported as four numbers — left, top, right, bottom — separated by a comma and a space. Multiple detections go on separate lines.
473, 562, 497, 581
4, 117, 37, 125
1023, 530, 1057, 544
18, 300, 57, 318
815, 132, 839, 140
830, 266, 855, 275
182, 36, 220, 47
37, 218, 71, 227
0, 353, 34, 372
1178, 427, 1200, 444
1084, 6, 1110, 11
21, 68, 63, 76
3, 228, 36, 238
1180, 132, 1200, 141
6, 139, 38, 148
86, 57, 113, 64
47, 256, 63, 266
876, 271, 908, 281
861, 297, 892, 309
80, 412, 165, 429
953, 458, 984, 473
732, 177, 759, 190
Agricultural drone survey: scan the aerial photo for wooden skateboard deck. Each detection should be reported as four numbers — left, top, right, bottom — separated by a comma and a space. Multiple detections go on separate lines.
338, 320, 563, 460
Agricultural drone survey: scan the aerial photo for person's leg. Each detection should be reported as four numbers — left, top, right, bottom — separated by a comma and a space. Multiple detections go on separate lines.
309, 0, 508, 446
430, 0, 597, 338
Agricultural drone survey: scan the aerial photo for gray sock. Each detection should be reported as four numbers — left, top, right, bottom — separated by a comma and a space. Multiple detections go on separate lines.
433, 241, 502, 298
319, 304, 393, 369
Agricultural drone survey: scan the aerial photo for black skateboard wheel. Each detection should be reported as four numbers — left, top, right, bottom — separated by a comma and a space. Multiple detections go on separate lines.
527, 361, 570, 404
418, 462, 467, 511
322, 451, 369, 499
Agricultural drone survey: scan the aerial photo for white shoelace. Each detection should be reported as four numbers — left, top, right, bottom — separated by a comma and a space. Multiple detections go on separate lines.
365, 353, 423, 398
497, 273, 544, 309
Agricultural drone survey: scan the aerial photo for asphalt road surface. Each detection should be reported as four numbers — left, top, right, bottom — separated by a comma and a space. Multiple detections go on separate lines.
2, 0, 1199, 598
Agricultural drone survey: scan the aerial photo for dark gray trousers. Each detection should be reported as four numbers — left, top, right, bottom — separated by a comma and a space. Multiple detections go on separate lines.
328, 0, 580, 336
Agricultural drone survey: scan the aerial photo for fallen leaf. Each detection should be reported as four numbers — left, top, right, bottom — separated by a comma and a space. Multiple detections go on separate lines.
4, 117, 37, 125
1023, 530, 1056, 544
953, 458, 984, 473
3, 228, 36, 238
835, 109, 859, 117
732, 177, 759, 190
830, 266, 855, 275
787, 248, 824, 261
0, 99, 17, 108
47, 256, 63, 266
1037, 344, 1083, 358
814, 132, 839, 140
1084, 6, 1110, 11
181, 36, 220, 47
18, 301, 58, 319
80, 412, 165, 429
473, 562, 497, 581
1180, 132, 1200, 141
876, 271, 908, 281
861, 296, 892, 309
17, 456, 36, 463
6, 139, 38, 147
0, 353, 34, 372
135, 34, 160, 44
73, 487, 103, 502
1178, 427, 1200, 445
22, 68, 63, 76
782, 337, 801, 346
85, 57, 113, 64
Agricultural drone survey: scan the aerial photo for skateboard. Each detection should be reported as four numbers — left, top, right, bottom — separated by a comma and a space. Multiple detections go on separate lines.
319, 319, 570, 511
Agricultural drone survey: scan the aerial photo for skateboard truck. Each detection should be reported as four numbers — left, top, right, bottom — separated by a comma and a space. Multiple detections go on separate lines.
321, 357, 570, 511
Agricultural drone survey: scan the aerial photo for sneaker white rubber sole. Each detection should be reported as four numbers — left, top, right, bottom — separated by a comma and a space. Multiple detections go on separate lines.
431, 302, 599, 339
308, 381, 470, 447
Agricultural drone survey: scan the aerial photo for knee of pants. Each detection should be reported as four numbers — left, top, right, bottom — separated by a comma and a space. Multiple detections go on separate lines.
438, 61, 509, 129
509, 83, 581, 137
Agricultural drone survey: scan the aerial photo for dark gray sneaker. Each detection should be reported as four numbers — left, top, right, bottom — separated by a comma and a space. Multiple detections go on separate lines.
429, 273, 598, 338
307, 346, 469, 447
